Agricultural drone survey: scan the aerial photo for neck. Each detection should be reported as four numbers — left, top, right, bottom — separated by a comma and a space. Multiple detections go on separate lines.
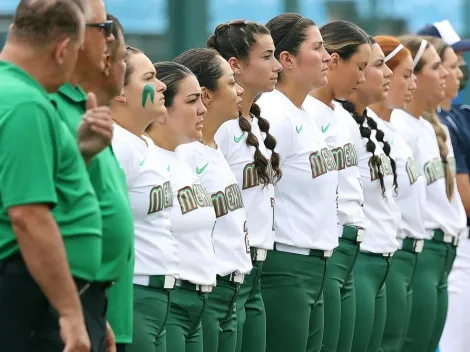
439, 97, 452, 111
111, 106, 152, 137
0, 44, 59, 92
202, 109, 224, 148
276, 79, 309, 109
348, 92, 368, 115
80, 81, 110, 106
310, 85, 334, 108
407, 94, 427, 119
146, 126, 178, 151
240, 88, 257, 119
369, 101, 392, 122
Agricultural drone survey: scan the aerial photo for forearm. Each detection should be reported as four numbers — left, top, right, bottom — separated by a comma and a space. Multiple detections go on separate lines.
11, 206, 84, 318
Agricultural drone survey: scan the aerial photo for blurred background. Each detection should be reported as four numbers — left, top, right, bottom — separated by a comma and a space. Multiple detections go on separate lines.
1, 0, 470, 101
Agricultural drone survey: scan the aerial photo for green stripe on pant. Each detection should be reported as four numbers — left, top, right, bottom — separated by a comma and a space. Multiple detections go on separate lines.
166, 285, 209, 352
261, 249, 328, 352
321, 236, 361, 352
402, 237, 457, 352
234, 261, 266, 352
351, 251, 392, 352
380, 246, 419, 352
202, 276, 240, 352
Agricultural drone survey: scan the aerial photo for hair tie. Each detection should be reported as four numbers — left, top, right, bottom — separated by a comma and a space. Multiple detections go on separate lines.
275, 17, 305, 54
413, 39, 427, 69
385, 44, 404, 63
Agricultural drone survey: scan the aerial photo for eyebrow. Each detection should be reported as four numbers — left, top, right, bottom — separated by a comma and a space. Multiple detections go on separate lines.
261, 49, 274, 55
187, 93, 201, 98
143, 71, 155, 77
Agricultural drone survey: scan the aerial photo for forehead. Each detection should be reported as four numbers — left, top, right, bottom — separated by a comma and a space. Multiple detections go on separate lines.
89, 0, 106, 22
250, 34, 275, 52
443, 47, 458, 63
370, 43, 385, 61
131, 53, 155, 75
422, 46, 440, 65
302, 25, 322, 43
218, 57, 233, 77
176, 75, 201, 95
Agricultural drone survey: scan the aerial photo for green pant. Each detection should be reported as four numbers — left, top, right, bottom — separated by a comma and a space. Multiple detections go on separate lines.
235, 261, 265, 352
128, 283, 171, 352
402, 239, 457, 352
351, 252, 391, 352
380, 248, 418, 352
321, 238, 360, 352
261, 250, 328, 352
166, 285, 209, 352
202, 276, 239, 352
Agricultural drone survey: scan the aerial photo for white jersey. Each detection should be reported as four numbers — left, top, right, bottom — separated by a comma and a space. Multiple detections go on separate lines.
392, 109, 466, 238
158, 148, 217, 285
303, 96, 368, 234
215, 117, 275, 250
369, 109, 426, 241
112, 125, 178, 277
176, 142, 252, 276
256, 90, 338, 251
334, 103, 399, 253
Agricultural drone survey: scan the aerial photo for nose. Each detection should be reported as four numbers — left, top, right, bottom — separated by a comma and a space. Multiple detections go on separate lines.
440, 65, 449, 79
384, 64, 393, 79
323, 47, 332, 64
236, 83, 244, 98
198, 100, 207, 115
409, 76, 418, 92
457, 67, 464, 80
156, 79, 167, 93
358, 71, 366, 85
274, 59, 283, 73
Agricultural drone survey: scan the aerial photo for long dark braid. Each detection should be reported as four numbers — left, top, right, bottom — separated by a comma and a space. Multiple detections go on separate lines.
340, 100, 398, 196
207, 20, 282, 185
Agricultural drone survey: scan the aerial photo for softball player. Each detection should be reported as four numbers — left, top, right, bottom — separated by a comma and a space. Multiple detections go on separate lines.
366, 35, 426, 352
335, 36, 400, 352
144, 61, 217, 352
392, 36, 466, 352
174, 48, 251, 352
110, 47, 178, 352
207, 20, 282, 352
257, 13, 338, 352
304, 20, 370, 352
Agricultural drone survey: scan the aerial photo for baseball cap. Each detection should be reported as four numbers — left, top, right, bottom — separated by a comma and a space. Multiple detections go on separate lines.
416, 20, 470, 52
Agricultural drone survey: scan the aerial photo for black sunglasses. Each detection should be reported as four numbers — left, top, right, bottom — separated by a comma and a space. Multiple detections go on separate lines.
86, 20, 114, 38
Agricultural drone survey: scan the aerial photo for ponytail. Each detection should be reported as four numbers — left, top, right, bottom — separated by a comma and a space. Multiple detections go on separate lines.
340, 100, 398, 196
422, 109, 454, 200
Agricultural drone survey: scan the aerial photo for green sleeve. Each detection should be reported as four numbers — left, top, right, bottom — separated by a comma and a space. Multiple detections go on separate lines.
0, 102, 58, 208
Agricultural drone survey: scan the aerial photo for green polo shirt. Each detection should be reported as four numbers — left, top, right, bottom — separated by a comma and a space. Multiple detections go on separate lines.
0, 61, 102, 281
50, 83, 134, 282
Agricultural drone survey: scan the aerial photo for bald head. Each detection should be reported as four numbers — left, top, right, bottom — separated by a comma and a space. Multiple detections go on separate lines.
11, 0, 86, 46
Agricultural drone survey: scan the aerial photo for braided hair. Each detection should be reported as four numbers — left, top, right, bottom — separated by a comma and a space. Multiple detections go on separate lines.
207, 20, 281, 185
340, 100, 398, 196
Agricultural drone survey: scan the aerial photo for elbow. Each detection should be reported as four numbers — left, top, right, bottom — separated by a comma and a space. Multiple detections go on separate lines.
8, 204, 49, 232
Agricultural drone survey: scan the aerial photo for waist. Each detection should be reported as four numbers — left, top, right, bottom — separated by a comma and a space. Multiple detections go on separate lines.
175, 279, 212, 293
432, 229, 459, 246
63, 234, 102, 281
340, 225, 365, 243
273, 242, 334, 258
133, 274, 176, 290
217, 271, 245, 285
251, 247, 268, 263
400, 238, 424, 253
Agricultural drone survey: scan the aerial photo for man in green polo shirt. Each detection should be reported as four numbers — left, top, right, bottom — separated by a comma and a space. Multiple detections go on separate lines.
0, 1, 106, 351
81, 14, 134, 352
31, 1, 134, 350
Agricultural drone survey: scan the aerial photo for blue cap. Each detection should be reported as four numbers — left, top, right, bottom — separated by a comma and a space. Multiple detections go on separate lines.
417, 20, 470, 52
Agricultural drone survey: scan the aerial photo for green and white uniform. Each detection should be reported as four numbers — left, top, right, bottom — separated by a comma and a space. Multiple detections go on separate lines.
304, 96, 368, 352
112, 125, 178, 352
335, 103, 399, 352
177, 141, 252, 352
392, 109, 466, 352
215, 116, 275, 352
159, 148, 217, 352
257, 90, 339, 352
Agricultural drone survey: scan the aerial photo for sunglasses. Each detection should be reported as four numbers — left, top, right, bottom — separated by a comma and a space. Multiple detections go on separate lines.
86, 20, 114, 39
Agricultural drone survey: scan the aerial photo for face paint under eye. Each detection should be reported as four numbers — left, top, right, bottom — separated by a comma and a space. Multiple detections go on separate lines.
142, 83, 155, 107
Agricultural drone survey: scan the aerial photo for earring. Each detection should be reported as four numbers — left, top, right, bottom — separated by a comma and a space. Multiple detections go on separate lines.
123, 96, 128, 104
289, 66, 293, 69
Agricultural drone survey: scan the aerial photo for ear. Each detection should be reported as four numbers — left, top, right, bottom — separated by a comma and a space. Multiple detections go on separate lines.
278, 50, 294, 70
228, 57, 242, 74
201, 86, 213, 106
103, 54, 111, 77
329, 52, 340, 70
54, 37, 72, 66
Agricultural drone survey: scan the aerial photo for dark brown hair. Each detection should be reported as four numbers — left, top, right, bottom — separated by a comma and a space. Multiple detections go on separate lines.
207, 20, 281, 185
11, 0, 85, 45
123, 46, 143, 86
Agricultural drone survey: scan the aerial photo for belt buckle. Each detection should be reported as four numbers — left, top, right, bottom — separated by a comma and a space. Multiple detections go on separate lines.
383, 252, 394, 258
356, 228, 365, 243
232, 273, 244, 284
444, 234, 453, 243
256, 248, 267, 261
323, 250, 334, 258
164, 276, 176, 289
199, 285, 212, 293
414, 239, 424, 253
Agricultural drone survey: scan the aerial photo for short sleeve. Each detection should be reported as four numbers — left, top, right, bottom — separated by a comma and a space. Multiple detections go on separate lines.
111, 127, 138, 187
0, 102, 58, 208
214, 122, 230, 158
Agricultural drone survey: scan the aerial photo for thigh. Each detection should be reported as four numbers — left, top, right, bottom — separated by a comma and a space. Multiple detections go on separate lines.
368, 282, 387, 352
116, 344, 128, 352
320, 273, 341, 352
186, 323, 204, 352
219, 302, 238, 352
238, 286, 266, 352
337, 272, 356, 352
128, 285, 170, 352
307, 292, 324, 352
81, 285, 108, 352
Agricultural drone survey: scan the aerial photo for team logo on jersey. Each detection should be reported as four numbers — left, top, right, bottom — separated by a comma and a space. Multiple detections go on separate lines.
177, 183, 213, 215
296, 125, 303, 133
321, 122, 331, 133
211, 183, 244, 218
405, 157, 421, 185
148, 181, 173, 214
242, 162, 259, 189
196, 163, 208, 174
234, 133, 244, 143
309, 147, 337, 179
423, 157, 445, 185
369, 154, 393, 181
331, 143, 358, 171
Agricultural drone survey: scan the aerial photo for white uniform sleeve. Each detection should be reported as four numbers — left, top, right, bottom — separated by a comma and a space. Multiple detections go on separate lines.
214, 122, 231, 158
112, 126, 138, 187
